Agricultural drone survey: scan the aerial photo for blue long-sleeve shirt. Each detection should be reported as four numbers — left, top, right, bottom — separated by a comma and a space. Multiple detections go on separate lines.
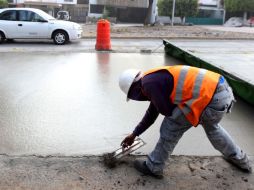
128, 70, 176, 136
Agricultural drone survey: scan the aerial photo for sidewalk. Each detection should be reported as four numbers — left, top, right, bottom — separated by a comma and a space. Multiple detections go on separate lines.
202, 25, 254, 34
82, 24, 254, 39
0, 155, 253, 190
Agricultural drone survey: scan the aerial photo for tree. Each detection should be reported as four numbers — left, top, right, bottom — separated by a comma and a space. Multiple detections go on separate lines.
158, 0, 198, 23
144, 0, 157, 25
224, 0, 254, 20
224, 0, 254, 12
0, 0, 8, 8
158, 0, 171, 17
176, 0, 198, 22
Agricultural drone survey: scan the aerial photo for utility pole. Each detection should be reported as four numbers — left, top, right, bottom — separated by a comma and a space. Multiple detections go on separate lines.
171, 0, 176, 26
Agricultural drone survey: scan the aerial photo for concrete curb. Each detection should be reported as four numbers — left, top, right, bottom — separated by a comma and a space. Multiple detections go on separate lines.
0, 155, 253, 190
82, 36, 254, 40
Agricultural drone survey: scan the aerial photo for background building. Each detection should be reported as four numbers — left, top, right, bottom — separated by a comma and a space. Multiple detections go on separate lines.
5, 0, 225, 24
6, 0, 150, 23
88, 0, 149, 23
7, 0, 89, 22
186, 0, 224, 25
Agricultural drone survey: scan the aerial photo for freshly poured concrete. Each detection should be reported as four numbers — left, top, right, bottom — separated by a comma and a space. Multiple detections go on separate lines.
0, 52, 253, 156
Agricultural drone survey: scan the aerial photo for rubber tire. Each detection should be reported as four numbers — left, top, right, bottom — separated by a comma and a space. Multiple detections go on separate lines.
53, 30, 68, 45
0, 32, 5, 44
6, 39, 14, 43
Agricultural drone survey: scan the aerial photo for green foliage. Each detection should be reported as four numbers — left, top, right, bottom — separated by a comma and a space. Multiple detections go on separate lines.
158, 0, 171, 16
158, 0, 198, 18
0, 0, 8, 8
224, 0, 254, 12
176, 0, 198, 18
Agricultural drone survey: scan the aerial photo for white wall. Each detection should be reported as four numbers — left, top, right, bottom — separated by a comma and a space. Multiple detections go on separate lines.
19, 0, 76, 5
57, 0, 77, 4
16, 0, 25, 4
90, 0, 148, 8
199, 0, 217, 6
88, 13, 102, 18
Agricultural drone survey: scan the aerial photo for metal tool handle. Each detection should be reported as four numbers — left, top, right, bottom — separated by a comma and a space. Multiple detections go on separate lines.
113, 138, 146, 159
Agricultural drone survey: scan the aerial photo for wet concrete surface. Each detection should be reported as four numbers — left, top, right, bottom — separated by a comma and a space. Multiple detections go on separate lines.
0, 51, 254, 157
0, 52, 173, 156
0, 39, 165, 53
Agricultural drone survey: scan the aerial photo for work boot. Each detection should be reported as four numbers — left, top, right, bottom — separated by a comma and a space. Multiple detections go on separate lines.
134, 160, 163, 179
225, 152, 252, 173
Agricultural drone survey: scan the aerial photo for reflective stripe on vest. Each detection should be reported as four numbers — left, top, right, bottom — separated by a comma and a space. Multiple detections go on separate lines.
143, 66, 220, 126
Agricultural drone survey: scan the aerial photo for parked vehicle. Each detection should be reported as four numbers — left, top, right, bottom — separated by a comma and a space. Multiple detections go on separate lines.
57, 11, 70, 21
0, 8, 82, 45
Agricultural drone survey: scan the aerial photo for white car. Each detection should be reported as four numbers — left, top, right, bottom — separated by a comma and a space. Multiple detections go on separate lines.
0, 8, 82, 45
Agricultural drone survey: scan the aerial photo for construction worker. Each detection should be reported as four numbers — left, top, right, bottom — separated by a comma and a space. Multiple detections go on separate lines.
119, 65, 252, 179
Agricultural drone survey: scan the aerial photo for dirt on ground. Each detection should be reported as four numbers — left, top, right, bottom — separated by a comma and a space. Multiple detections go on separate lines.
0, 155, 253, 190
82, 24, 254, 39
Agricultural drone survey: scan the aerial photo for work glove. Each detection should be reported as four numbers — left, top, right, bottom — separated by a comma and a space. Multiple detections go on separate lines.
121, 133, 136, 148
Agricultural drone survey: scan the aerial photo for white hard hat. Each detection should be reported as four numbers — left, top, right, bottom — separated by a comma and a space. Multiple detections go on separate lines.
119, 69, 141, 101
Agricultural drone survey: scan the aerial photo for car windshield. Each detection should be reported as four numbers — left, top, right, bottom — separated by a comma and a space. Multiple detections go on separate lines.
35, 9, 56, 20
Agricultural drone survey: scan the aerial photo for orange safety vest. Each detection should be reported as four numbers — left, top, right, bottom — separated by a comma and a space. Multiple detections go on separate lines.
142, 65, 220, 126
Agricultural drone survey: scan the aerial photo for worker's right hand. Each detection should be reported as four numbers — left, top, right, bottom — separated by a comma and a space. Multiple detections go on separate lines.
121, 133, 136, 148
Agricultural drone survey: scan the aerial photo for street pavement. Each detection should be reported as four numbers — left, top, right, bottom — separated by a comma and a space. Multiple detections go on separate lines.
0, 39, 253, 189
0, 39, 165, 53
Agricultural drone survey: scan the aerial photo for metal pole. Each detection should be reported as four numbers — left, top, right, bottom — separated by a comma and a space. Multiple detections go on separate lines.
223, 9, 226, 24
171, 0, 175, 26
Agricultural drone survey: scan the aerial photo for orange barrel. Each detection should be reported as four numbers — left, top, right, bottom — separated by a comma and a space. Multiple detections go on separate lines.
95, 19, 111, 51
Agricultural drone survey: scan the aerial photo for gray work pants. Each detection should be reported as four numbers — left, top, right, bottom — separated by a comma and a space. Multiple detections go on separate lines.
146, 78, 243, 175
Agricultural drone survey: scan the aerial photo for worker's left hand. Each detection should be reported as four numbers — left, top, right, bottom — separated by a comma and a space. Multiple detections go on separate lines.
121, 133, 136, 148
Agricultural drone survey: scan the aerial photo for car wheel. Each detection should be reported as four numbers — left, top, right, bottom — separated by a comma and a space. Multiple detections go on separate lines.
0, 32, 5, 44
53, 30, 69, 45
6, 39, 14, 43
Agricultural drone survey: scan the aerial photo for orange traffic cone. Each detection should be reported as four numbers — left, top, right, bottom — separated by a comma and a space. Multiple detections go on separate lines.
95, 19, 111, 51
